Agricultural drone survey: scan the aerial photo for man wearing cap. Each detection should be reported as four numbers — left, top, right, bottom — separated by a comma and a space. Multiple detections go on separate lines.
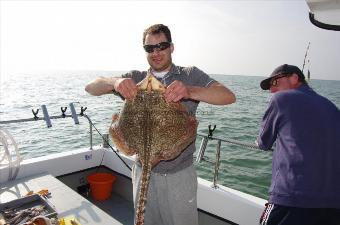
257, 64, 340, 225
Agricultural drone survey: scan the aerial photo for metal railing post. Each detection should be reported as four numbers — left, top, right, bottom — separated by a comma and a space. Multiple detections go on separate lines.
102, 134, 109, 148
89, 121, 93, 150
212, 139, 221, 188
83, 114, 93, 150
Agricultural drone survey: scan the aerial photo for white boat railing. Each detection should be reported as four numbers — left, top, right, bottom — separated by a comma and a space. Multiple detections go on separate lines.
1, 105, 269, 192
196, 124, 269, 188
0, 103, 95, 150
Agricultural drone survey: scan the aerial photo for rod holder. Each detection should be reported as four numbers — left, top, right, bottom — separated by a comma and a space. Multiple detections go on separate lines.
69, 103, 79, 125
41, 105, 52, 128
196, 136, 208, 163
32, 109, 39, 120
102, 134, 110, 148
208, 124, 216, 138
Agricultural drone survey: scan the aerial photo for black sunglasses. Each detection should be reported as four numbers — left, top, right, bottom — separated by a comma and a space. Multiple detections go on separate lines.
270, 74, 291, 87
143, 42, 171, 53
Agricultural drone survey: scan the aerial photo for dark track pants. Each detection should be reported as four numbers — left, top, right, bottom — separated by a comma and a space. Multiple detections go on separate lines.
260, 203, 340, 225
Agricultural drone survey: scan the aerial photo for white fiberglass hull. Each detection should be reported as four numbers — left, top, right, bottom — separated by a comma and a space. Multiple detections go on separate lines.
0, 147, 265, 225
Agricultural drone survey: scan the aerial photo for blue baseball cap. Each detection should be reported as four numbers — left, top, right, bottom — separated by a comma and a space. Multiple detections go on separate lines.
260, 64, 305, 90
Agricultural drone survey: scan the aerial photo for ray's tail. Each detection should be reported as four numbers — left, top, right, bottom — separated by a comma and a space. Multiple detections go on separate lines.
135, 105, 153, 225
135, 162, 152, 225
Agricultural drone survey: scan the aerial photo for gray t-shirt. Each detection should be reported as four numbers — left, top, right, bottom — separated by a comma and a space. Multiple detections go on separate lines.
120, 64, 215, 173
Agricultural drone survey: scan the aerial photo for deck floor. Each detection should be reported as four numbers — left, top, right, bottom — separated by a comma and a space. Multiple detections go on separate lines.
87, 192, 234, 225
1, 172, 234, 225
87, 193, 134, 225
0, 173, 133, 225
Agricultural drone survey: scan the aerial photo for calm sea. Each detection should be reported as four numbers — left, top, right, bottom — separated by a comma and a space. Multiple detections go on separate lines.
1, 71, 339, 199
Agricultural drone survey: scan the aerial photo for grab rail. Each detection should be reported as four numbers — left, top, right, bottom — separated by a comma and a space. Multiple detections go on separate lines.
0, 104, 133, 172
2, 109, 268, 187
0, 103, 94, 150
196, 128, 264, 188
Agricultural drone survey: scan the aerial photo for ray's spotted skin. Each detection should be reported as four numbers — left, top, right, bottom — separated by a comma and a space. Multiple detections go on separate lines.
109, 73, 198, 225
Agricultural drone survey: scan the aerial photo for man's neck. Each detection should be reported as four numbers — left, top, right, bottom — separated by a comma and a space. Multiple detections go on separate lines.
152, 70, 168, 78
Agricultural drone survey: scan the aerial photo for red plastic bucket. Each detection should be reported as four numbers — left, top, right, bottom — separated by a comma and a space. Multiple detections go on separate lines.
87, 173, 116, 201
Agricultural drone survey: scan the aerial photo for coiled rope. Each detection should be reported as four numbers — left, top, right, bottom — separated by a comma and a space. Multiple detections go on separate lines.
0, 127, 22, 181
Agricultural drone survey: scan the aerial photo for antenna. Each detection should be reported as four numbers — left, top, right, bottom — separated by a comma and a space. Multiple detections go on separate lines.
307, 58, 311, 80
302, 42, 311, 73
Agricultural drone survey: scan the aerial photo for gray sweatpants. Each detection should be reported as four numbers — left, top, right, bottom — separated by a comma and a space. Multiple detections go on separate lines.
132, 164, 198, 225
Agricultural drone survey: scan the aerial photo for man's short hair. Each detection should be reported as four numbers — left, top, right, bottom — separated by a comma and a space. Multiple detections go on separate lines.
143, 24, 172, 44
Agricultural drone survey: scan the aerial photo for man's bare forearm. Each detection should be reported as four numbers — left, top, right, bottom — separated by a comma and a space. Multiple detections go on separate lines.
85, 76, 120, 96
188, 82, 236, 105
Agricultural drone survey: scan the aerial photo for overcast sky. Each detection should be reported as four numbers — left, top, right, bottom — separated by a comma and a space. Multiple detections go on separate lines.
1, 0, 340, 80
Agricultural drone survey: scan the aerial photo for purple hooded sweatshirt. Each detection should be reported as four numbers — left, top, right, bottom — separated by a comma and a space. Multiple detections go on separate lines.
257, 84, 340, 208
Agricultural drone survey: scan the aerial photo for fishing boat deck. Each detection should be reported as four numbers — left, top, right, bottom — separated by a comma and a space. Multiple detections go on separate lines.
0, 173, 134, 225
88, 190, 134, 225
